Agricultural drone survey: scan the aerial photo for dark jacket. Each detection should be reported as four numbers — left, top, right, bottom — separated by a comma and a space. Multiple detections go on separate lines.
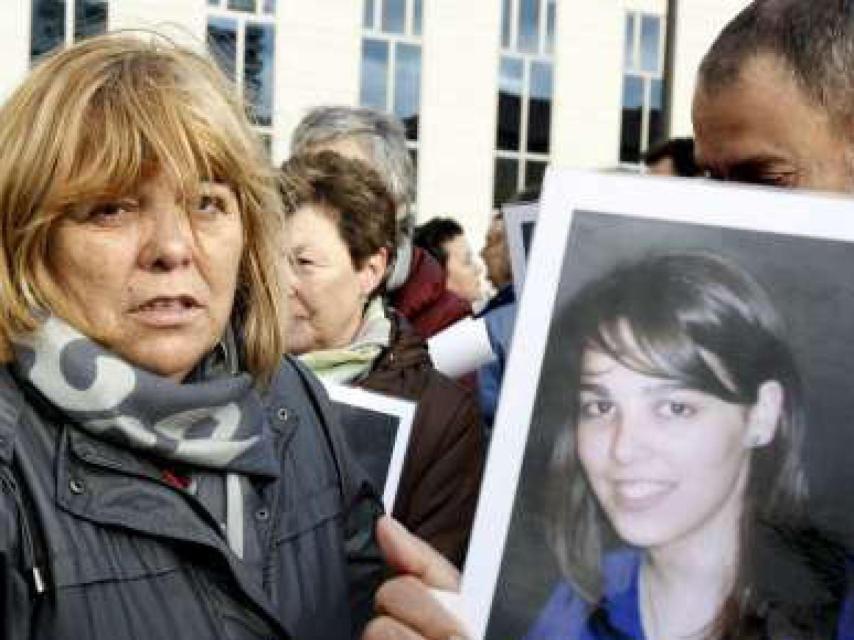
390, 247, 471, 339
0, 358, 384, 640
357, 315, 484, 568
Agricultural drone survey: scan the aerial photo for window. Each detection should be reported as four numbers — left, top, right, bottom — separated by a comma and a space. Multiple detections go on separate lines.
30, 0, 108, 61
360, 0, 423, 144
207, 0, 277, 149
620, 12, 665, 165
494, 0, 555, 207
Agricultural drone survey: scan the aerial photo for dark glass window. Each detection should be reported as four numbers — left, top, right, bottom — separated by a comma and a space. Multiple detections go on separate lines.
208, 0, 219, 6
493, 158, 519, 208
263, 0, 276, 13
527, 61, 552, 153
518, 0, 541, 54
413, 0, 423, 36
31, 0, 66, 59
545, 0, 556, 54
258, 132, 272, 156
74, 0, 108, 41
228, 0, 255, 12
395, 43, 421, 141
501, 0, 512, 48
524, 160, 547, 188
640, 14, 660, 73
208, 16, 238, 81
648, 78, 664, 149
620, 75, 644, 163
496, 56, 523, 151
364, 0, 375, 28
624, 13, 635, 69
360, 38, 389, 110
244, 22, 275, 127
382, 0, 406, 34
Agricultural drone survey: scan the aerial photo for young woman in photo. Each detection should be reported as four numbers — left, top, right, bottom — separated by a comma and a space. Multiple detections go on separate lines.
526, 252, 852, 640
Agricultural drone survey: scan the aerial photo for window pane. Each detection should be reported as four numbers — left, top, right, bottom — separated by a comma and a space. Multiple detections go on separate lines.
640, 14, 661, 73
501, 0, 512, 49
258, 132, 272, 157
244, 22, 275, 127
493, 158, 519, 208
545, 0, 556, 54
525, 160, 547, 188
208, 0, 219, 5
263, 0, 276, 14
394, 43, 421, 141
363, 0, 375, 28
518, 0, 541, 54
228, 0, 256, 11
207, 16, 238, 81
624, 13, 636, 70
497, 56, 523, 151
620, 74, 644, 163
382, 0, 406, 34
648, 78, 664, 150
360, 38, 389, 110
31, 0, 65, 59
527, 61, 552, 154
74, 0, 108, 41
413, 0, 423, 35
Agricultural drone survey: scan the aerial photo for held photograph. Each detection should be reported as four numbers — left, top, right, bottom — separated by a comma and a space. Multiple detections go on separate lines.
463, 170, 854, 640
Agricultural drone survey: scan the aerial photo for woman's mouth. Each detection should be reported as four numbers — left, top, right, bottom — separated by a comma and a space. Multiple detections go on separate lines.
612, 480, 676, 511
131, 296, 203, 326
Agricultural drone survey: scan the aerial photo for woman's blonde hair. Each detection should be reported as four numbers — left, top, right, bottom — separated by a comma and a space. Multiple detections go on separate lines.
0, 32, 286, 382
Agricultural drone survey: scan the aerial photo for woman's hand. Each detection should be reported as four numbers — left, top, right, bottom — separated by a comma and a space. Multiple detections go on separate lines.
362, 516, 470, 640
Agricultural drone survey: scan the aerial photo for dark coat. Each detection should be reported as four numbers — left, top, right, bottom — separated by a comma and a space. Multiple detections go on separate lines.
0, 358, 384, 640
390, 247, 471, 339
357, 316, 484, 567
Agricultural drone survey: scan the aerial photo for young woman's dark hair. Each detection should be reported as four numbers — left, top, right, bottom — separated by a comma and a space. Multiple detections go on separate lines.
543, 252, 843, 638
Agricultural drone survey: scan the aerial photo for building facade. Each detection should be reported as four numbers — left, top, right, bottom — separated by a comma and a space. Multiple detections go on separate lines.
0, 0, 749, 243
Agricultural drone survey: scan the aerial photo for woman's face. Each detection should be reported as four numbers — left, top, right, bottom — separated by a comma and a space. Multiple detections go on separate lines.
575, 347, 778, 554
443, 234, 483, 304
284, 204, 385, 354
48, 171, 244, 381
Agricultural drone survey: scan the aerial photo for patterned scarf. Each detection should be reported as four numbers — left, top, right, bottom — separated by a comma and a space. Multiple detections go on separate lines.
12, 316, 279, 558
299, 297, 391, 384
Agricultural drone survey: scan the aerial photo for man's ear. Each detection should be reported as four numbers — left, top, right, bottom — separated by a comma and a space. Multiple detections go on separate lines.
357, 247, 389, 298
743, 380, 784, 449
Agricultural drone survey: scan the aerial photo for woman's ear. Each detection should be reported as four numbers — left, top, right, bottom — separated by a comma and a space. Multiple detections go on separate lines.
357, 247, 389, 298
743, 380, 784, 449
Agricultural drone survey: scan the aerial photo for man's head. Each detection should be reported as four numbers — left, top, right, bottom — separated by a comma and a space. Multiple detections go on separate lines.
693, 0, 854, 192
414, 217, 483, 304
481, 212, 512, 290
643, 137, 699, 177
290, 106, 415, 288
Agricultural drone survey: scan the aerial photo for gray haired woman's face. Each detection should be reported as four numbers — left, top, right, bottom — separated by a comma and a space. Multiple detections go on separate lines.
48, 171, 245, 381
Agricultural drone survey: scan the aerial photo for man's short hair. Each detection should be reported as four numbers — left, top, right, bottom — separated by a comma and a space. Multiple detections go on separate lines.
413, 217, 464, 268
290, 106, 415, 231
643, 137, 699, 177
698, 0, 854, 126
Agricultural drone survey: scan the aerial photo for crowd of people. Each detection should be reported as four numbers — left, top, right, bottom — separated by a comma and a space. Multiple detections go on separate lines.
2, 0, 854, 638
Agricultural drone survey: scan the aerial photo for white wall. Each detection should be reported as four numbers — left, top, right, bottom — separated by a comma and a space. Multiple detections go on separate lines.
670, 0, 750, 136
274, 0, 362, 162
0, 0, 31, 105
109, 0, 207, 50
417, 0, 502, 247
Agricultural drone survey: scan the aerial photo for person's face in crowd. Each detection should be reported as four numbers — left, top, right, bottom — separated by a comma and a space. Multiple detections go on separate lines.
284, 204, 386, 354
443, 233, 483, 304
49, 171, 244, 381
693, 53, 854, 191
481, 215, 512, 289
575, 344, 782, 554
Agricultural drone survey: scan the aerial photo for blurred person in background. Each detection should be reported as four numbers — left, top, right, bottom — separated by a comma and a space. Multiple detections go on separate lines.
643, 137, 700, 177
280, 151, 484, 568
414, 217, 483, 307
290, 106, 470, 338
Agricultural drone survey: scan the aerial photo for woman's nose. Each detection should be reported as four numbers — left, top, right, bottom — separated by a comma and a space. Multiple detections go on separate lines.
141, 207, 194, 271
609, 409, 650, 464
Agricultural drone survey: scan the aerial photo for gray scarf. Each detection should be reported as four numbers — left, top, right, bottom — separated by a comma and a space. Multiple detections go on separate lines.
13, 316, 279, 558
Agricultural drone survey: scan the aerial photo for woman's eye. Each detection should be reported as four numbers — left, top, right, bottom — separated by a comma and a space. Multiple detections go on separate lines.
579, 399, 614, 419
88, 201, 134, 223
658, 401, 697, 418
198, 195, 225, 215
